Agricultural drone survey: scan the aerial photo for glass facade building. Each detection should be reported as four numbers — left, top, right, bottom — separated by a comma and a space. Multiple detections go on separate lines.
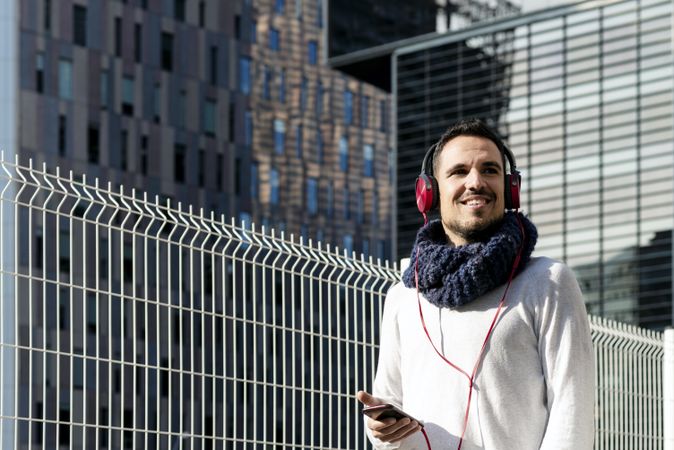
394, 0, 674, 329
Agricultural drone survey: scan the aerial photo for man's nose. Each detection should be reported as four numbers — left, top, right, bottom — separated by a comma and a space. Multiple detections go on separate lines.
465, 169, 485, 190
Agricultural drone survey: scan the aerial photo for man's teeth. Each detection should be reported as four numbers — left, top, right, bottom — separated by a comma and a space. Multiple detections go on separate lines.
467, 199, 485, 206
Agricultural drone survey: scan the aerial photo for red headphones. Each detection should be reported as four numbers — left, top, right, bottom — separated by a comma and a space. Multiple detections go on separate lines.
415, 139, 521, 213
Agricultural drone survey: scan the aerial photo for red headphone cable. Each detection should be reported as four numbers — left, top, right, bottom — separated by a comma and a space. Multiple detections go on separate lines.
414, 213, 525, 450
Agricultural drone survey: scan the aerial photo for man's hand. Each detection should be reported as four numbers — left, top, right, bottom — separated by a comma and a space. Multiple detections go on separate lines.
357, 391, 422, 443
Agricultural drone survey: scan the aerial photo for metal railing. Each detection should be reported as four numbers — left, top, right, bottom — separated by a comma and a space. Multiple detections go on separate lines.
0, 156, 671, 449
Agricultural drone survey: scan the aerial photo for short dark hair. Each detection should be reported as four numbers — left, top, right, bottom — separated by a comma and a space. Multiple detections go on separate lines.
431, 118, 509, 175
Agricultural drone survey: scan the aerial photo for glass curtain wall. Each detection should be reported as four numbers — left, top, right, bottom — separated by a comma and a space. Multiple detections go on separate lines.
395, 0, 674, 329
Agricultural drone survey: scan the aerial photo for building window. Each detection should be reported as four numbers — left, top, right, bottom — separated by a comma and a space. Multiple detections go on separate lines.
114, 17, 122, 57
251, 162, 259, 199
58, 115, 66, 156
344, 90, 353, 125
274, 0, 285, 14
203, 99, 216, 136
343, 234, 353, 255
269, 28, 280, 51
210, 46, 218, 84
58, 59, 72, 100
308, 41, 317, 65
316, 128, 323, 164
161, 32, 173, 71
339, 136, 348, 171
87, 123, 101, 164
326, 182, 334, 218
343, 188, 350, 220
295, 0, 303, 19
100, 70, 108, 109
217, 154, 224, 190
372, 191, 378, 225
228, 100, 235, 142
317, 0, 323, 27
177, 89, 186, 128
270, 168, 280, 205
307, 178, 318, 215
316, 81, 323, 115
364, 144, 374, 177
239, 56, 251, 94
153, 81, 161, 122
251, 20, 257, 43
300, 76, 308, 111
380, 99, 387, 132
44, 0, 51, 31
134, 24, 142, 63
295, 125, 303, 158
120, 129, 128, 171
361, 95, 369, 128
122, 76, 134, 116
174, 144, 186, 183
263, 66, 271, 100
356, 189, 364, 224
140, 135, 148, 175
245, 111, 253, 146
235, 15, 241, 38
279, 69, 286, 103
175, 0, 186, 21
274, 119, 285, 154
73, 5, 87, 46
35, 53, 44, 93
198, 149, 205, 187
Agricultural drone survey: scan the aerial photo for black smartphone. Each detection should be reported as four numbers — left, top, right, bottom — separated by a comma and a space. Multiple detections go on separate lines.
362, 404, 421, 423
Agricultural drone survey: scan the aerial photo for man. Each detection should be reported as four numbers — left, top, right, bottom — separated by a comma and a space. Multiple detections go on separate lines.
357, 119, 594, 450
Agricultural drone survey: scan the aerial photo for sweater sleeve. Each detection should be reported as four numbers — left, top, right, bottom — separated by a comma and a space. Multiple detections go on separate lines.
536, 262, 595, 450
364, 284, 405, 450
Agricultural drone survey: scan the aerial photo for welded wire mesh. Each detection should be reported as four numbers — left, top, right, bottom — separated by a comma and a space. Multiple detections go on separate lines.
0, 156, 667, 449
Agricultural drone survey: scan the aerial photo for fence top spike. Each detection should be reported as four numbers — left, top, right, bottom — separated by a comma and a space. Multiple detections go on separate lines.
28, 158, 33, 169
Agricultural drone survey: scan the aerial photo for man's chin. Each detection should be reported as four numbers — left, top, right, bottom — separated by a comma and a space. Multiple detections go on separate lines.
446, 216, 504, 243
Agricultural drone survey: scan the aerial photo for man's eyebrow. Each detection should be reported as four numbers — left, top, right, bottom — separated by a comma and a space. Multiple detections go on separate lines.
482, 161, 503, 170
444, 161, 503, 174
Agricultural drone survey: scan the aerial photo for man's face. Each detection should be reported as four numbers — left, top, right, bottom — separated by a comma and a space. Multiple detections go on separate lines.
436, 135, 506, 245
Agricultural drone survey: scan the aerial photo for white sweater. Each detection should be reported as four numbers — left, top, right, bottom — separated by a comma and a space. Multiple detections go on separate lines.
366, 257, 595, 450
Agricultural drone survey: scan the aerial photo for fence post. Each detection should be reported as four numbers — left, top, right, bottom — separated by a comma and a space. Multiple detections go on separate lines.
665, 327, 674, 450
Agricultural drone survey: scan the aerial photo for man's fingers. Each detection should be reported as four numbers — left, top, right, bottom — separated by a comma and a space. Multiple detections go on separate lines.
357, 390, 382, 406
373, 419, 420, 443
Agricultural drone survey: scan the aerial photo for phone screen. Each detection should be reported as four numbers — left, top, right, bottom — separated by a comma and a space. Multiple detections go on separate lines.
362, 404, 419, 423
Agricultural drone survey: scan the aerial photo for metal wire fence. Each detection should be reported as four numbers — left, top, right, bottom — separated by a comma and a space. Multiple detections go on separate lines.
0, 156, 670, 449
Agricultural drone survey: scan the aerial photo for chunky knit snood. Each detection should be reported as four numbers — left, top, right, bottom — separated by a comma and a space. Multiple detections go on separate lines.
402, 212, 538, 309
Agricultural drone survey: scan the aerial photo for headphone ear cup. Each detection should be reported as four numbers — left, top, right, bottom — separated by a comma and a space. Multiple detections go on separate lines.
505, 172, 521, 210
416, 173, 439, 213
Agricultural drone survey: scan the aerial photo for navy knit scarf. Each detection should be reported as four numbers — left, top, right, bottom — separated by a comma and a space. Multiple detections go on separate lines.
402, 212, 538, 309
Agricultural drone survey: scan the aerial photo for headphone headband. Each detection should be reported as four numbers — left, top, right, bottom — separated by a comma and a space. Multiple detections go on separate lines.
421, 138, 518, 177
